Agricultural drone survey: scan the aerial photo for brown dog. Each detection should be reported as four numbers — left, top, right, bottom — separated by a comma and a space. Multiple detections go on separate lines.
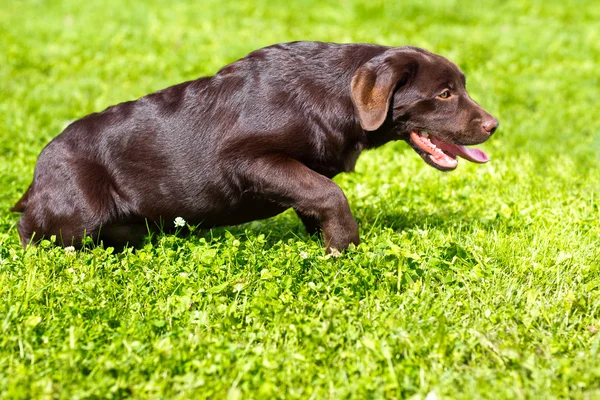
12, 42, 498, 253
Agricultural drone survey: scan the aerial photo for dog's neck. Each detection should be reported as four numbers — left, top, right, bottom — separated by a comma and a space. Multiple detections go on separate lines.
362, 118, 407, 149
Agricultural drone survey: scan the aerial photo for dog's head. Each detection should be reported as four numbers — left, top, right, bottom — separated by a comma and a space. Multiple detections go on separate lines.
351, 47, 498, 170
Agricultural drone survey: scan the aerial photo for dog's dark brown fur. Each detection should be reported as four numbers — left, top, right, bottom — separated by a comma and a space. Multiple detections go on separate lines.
12, 41, 498, 252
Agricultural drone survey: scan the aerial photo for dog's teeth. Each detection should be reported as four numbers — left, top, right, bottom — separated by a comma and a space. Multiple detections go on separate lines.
422, 131, 429, 138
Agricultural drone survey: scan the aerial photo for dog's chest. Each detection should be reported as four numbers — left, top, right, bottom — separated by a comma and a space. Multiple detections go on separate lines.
311, 140, 364, 178
341, 141, 364, 172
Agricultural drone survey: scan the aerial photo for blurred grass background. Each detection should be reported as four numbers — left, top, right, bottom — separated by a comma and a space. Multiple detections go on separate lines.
1, 0, 599, 398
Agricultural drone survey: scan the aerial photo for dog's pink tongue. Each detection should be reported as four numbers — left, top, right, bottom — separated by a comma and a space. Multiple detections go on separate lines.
452, 145, 490, 163
431, 138, 490, 164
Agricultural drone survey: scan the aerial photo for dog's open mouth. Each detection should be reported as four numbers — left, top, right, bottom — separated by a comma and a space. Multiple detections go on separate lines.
410, 130, 489, 170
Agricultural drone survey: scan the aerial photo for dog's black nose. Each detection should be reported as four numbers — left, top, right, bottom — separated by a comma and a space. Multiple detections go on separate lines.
482, 118, 499, 135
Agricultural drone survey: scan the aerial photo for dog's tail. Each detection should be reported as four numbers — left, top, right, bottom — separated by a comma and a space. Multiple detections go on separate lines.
11, 184, 32, 213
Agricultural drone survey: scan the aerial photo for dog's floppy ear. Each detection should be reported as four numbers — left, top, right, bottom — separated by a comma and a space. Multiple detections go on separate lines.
351, 51, 418, 131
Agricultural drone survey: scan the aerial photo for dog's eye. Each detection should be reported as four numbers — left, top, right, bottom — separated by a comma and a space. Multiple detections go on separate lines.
438, 90, 451, 99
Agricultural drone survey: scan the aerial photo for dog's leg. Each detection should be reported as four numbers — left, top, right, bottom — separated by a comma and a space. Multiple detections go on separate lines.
98, 221, 150, 251
243, 156, 359, 253
295, 210, 321, 236
16, 152, 119, 249
17, 205, 101, 248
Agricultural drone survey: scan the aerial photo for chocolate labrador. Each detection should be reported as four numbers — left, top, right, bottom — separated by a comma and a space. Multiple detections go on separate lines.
12, 41, 498, 253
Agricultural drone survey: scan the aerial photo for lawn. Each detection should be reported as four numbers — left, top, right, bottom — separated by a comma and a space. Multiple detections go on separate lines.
1, 0, 600, 398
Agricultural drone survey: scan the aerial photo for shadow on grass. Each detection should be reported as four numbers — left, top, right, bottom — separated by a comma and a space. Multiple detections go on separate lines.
4, 200, 499, 253
179, 203, 494, 250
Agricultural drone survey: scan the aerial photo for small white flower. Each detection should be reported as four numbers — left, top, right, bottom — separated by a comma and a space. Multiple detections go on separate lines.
329, 248, 342, 258
179, 272, 189, 278
425, 391, 438, 400
174, 217, 186, 228
64, 246, 76, 256
299, 251, 309, 259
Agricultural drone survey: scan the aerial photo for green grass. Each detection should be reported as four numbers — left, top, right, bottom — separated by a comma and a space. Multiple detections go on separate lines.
1, 0, 600, 398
